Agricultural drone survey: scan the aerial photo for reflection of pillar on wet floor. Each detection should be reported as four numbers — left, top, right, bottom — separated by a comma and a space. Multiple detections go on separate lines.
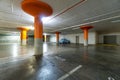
83, 47, 88, 63
80, 26, 93, 47
55, 32, 60, 45
21, 0, 53, 56
18, 27, 29, 46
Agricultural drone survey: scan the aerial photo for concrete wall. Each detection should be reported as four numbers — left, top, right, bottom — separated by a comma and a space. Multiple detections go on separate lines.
50, 32, 97, 45
98, 35, 104, 44
50, 34, 64, 42
64, 32, 96, 44
117, 35, 120, 45
0, 35, 20, 43
98, 32, 120, 45
28, 35, 34, 45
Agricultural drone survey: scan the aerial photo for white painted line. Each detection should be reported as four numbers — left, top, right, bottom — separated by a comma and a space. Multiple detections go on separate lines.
58, 65, 82, 80
55, 56, 66, 61
108, 77, 115, 80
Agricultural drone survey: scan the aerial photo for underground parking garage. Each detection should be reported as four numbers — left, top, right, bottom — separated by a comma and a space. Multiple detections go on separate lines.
0, 0, 120, 80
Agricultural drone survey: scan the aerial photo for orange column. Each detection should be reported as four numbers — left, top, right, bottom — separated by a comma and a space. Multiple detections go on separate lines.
18, 27, 29, 45
84, 29, 88, 41
34, 17, 43, 56
34, 17, 43, 39
21, 0, 53, 56
55, 32, 60, 44
80, 26, 93, 46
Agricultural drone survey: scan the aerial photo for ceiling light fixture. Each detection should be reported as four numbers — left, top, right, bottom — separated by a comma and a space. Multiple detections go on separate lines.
24, 26, 34, 30
111, 20, 120, 23
72, 27, 80, 30
43, 33, 47, 35
84, 10, 120, 21
41, 17, 51, 23
50, 15, 120, 32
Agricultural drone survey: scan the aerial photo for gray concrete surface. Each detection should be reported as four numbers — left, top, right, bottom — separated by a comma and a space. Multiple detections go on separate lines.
0, 43, 120, 80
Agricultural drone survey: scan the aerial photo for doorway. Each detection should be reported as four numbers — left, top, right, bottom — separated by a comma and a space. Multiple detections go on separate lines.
104, 35, 117, 44
76, 36, 79, 44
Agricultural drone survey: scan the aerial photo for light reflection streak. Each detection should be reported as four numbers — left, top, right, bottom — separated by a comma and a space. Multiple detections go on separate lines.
43, 43, 48, 53
12, 44, 18, 57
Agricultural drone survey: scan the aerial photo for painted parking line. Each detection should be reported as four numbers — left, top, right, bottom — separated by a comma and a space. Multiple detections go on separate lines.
108, 77, 115, 80
55, 56, 66, 61
58, 65, 82, 80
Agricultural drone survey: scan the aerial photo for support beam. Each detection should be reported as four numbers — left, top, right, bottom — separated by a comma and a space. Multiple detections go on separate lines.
55, 32, 60, 45
80, 26, 93, 46
34, 17, 43, 56
21, 0, 53, 56
18, 27, 29, 46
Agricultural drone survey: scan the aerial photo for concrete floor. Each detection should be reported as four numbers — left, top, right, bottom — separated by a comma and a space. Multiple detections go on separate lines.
0, 43, 120, 80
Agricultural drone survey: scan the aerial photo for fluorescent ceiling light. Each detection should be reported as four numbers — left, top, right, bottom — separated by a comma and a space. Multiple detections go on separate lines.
41, 17, 51, 23
111, 20, 120, 23
72, 27, 80, 30
43, 33, 47, 35
25, 26, 34, 30
30, 27, 34, 30
84, 10, 120, 21
41, 16, 57, 24
50, 15, 120, 32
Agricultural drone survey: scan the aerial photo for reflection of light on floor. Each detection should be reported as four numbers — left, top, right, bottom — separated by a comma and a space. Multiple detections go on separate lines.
43, 43, 48, 53
108, 77, 115, 80
28, 65, 35, 74
38, 67, 52, 77
12, 44, 18, 57
42, 68, 51, 75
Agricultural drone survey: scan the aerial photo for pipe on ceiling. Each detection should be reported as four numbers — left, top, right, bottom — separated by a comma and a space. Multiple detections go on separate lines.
50, 0, 86, 20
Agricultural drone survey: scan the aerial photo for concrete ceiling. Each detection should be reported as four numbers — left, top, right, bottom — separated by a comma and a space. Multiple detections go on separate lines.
0, 0, 120, 34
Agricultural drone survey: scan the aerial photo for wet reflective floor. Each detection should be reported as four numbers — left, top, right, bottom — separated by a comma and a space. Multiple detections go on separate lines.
0, 43, 120, 80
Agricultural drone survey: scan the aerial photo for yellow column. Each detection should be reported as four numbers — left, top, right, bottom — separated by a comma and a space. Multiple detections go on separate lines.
18, 27, 29, 45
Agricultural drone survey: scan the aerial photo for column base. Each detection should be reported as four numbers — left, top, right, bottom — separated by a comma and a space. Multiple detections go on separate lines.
34, 54, 43, 60
34, 38, 43, 56
21, 40, 27, 45
56, 43, 59, 46
84, 40, 88, 46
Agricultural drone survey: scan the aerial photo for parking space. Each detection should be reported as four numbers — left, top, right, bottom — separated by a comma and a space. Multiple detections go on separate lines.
0, 43, 120, 80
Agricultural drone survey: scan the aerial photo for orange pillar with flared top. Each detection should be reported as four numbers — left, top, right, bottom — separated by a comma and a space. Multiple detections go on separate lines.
55, 32, 60, 44
80, 26, 93, 46
34, 17, 43, 56
21, 0, 53, 56
34, 17, 43, 39
18, 27, 29, 45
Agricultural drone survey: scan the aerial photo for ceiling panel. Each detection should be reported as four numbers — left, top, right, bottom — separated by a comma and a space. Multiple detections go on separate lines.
0, 0, 119, 34
0, 0, 12, 12
41, 0, 82, 15
43, 0, 120, 32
